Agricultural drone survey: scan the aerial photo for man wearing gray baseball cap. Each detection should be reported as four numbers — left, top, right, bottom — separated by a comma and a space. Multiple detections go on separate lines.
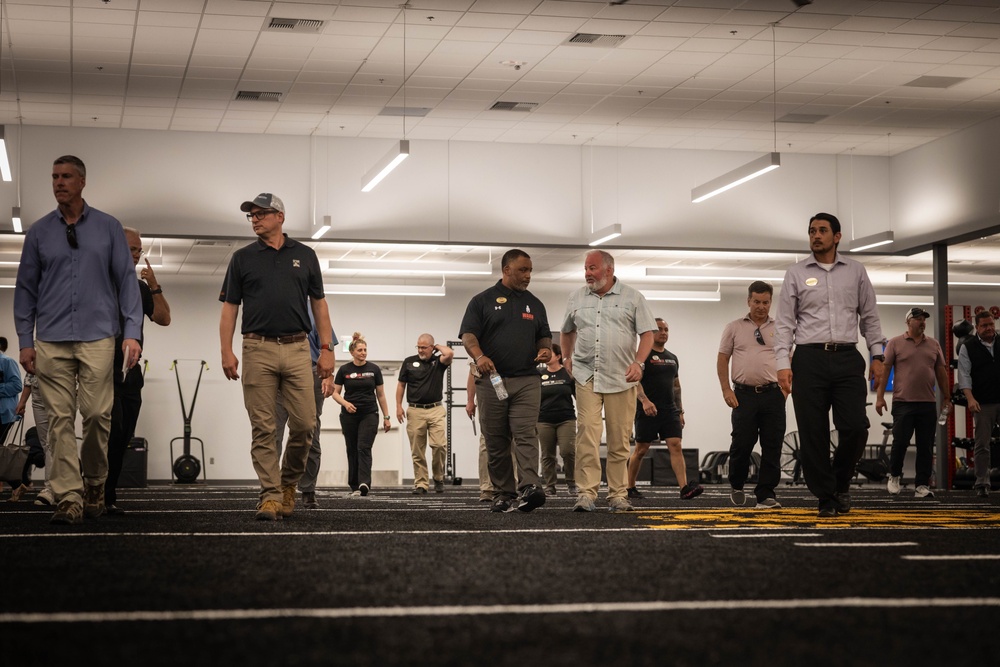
875, 307, 950, 499
219, 193, 337, 520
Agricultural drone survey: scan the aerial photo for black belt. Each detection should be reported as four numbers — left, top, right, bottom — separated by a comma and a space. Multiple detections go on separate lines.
244, 332, 307, 344
409, 402, 442, 409
734, 382, 780, 393
799, 343, 856, 352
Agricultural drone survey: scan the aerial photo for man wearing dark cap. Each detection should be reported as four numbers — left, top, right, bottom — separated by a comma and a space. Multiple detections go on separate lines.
219, 193, 336, 521
875, 307, 950, 499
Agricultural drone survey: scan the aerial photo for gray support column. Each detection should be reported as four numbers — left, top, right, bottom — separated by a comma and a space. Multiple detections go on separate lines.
933, 243, 949, 489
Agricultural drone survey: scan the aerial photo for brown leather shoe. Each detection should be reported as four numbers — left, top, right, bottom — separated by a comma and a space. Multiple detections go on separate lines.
255, 499, 282, 521
280, 485, 296, 517
83, 483, 105, 518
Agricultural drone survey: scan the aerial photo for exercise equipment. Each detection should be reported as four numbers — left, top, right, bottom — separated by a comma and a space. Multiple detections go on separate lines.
169, 359, 207, 484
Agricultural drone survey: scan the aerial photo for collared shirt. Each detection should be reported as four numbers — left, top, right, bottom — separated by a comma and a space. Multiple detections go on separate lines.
884, 332, 946, 402
219, 235, 325, 337
957, 336, 995, 390
719, 314, 779, 386
458, 280, 550, 378
398, 353, 448, 404
561, 278, 657, 394
774, 252, 884, 371
0, 352, 23, 424
14, 203, 143, 348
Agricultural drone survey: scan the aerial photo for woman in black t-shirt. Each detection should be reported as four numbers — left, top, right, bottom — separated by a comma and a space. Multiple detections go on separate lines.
332, 332, 390, 496
538, 343, 577, 496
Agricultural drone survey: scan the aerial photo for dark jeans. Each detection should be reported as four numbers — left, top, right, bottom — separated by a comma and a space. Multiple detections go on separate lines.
106, 367, 144, 505
889, 401, 936, 486
728, 386, 786, 502
791, 347, 869, 511
341, 411, 378, 491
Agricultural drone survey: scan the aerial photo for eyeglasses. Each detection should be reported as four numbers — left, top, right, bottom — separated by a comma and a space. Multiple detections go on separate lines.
754, 327, 765, 345
66, 224, 78, 249
416, 345, 432, 350
129, 246, 145, 257
246, 209, 277, 222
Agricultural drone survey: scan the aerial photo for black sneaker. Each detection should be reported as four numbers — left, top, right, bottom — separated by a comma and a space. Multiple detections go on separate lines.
434, 480, 444, 493
627, 486, 644, 499
104, 504, 125, 515
680, 483, 704, 500
516, 484, 546, 512
490, 497, 516, 513
412, 487, 427, 495
818, 507, 838, 518
835, 492, 851, 514
359, 483, 370, 497
302, 491, 319, 509
976, 486, 990, 498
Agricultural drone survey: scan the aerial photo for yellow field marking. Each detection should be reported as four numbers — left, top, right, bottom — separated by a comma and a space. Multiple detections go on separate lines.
635, 508, 1000, 530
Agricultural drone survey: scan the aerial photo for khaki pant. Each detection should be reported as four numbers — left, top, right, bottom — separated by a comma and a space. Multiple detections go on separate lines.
538, 419, 576, 491
575, 380, 636, 501
241, 338, 315, 503
35, 338, 115, 505
407, 404, 447, 489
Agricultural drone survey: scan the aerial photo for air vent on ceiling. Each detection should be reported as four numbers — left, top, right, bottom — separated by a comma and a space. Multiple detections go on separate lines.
564, 33, 629, 47
194, 240, 235, 247
777, 113, 829, 124
235, 91, 282, 102
266, 18, 325, 33
378, 107, 431, 117
903, 76, 967, 89
489, 101, 538, 112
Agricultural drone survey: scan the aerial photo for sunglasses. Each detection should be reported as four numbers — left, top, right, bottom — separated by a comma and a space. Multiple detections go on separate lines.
754, 327, 765, 345
66, 224, 78, 249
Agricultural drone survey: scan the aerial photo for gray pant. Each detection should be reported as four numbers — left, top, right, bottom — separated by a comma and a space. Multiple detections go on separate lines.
972, 402, 1000, 489
275, 363, 324, 493
476, 374, 541, 499
537, 419, 576, 491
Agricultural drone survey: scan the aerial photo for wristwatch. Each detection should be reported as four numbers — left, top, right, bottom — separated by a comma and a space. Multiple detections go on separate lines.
871, 355, 885, 362
150, 287, 163, 295
320, 342, 335, 351
636, 362, 645, 370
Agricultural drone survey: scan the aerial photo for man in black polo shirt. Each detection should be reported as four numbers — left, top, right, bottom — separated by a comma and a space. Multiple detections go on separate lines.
396, 334, 454, 494
219, 193, 336, 521
460, 248, 552, 513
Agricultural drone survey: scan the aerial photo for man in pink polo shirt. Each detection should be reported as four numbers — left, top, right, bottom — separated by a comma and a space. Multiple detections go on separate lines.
875, 307, 951, 498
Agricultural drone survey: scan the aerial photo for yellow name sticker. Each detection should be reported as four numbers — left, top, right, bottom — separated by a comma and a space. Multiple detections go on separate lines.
805, 277, 818, 286
496, 297, 507, 304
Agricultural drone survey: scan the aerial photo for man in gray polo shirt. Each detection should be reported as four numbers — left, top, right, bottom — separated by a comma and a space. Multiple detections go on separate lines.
875, 307, 950, 499
775, 213, 884, 518
220, 193, 336, 521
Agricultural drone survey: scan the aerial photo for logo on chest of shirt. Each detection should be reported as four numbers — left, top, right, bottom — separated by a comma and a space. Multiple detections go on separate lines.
292, 259, 301, 268
649, 355, 675, 367
347, 372, 375, 379
522, 304, 534, 320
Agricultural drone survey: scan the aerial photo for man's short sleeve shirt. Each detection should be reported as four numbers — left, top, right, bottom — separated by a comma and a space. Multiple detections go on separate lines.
398, 353, 448, 404
458, 281, 550, 378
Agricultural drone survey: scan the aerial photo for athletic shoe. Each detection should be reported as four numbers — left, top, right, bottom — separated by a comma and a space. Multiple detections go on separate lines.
516, 484, 546, 512
412, 487, 428, 495
302, 491, 319, 509
434, 480, 444, 493
627, 486, 644, 499
817, 507, 838, 518
887, 475, 901, 495
83, 483, 105, 519
835, 492, 851, 514
105, 504, 125, 515
255, 499, 282, 521
280, 485, 296, 517
914, 485, 935, 498
572, 495, 596, 513
50, 499, 83, 525
566, 484, 579, 496
34, 488, 55, 506
608, 496, 634, 513
479, 492, 493, 502
490, 497, 516, 513
730, 488, 746, 506
359, 483, 370, 497
680, 483, 704, 500
755, 497, 781, 509
976, 486, 990, 498
544, 487, 557, 497
8, 484, 29, 502
348, 490, 361, 497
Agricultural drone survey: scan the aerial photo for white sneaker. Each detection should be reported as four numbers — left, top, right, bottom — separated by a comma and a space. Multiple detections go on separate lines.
34, 487, 55, 506
887, 475, 901, 495
914, 485, 935, 498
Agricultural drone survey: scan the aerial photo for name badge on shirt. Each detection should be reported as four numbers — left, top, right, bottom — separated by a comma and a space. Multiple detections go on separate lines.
805, 277, 818, 286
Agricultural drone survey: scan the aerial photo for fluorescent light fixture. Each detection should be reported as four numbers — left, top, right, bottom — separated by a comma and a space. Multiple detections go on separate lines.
645, 267, 785, 282
328, 259, 491, 276
691, 152, 780, 203
641, 289, 721, 302
589, 223, 621, 247
848, 230, 894, 252
0, 127, 11, 182
361, 139, 409, 192
11, 206, 21, 233
876, 294, 933, 306
324, 281, 445, 297
906, 273, 1000, 287
312, 215, 331, 240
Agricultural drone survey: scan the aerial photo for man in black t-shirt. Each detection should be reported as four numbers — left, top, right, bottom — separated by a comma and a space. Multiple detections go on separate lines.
397, 334, 454, 494
629, 319, 703, 500
460, 249, 552, 513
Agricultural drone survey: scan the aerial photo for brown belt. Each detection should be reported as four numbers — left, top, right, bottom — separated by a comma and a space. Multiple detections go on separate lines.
243, 332, 307, 344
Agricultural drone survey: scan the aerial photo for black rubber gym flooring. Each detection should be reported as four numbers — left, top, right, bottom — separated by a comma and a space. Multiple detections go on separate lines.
1, 483, 997, 667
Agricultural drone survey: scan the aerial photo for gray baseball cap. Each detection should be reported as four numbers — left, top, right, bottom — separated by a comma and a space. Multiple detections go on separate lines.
240, 193, 285, 213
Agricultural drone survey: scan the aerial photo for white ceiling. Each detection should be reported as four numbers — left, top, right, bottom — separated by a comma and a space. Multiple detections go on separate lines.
1, 0, 999, 156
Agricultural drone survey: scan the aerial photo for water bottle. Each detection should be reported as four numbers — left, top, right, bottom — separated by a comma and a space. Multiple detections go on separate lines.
937, 404, 951, 426
489, 371, 508, 401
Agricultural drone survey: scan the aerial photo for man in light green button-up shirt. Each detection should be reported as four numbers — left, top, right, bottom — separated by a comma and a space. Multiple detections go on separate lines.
561, 250, 656, 513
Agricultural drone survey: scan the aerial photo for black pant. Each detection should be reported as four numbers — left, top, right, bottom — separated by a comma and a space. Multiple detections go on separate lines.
791, 347, 869, 511
728, 387, 786, 502
889, 401, 936, 486
106, 367, 144, 505
341, 412, 378, 491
